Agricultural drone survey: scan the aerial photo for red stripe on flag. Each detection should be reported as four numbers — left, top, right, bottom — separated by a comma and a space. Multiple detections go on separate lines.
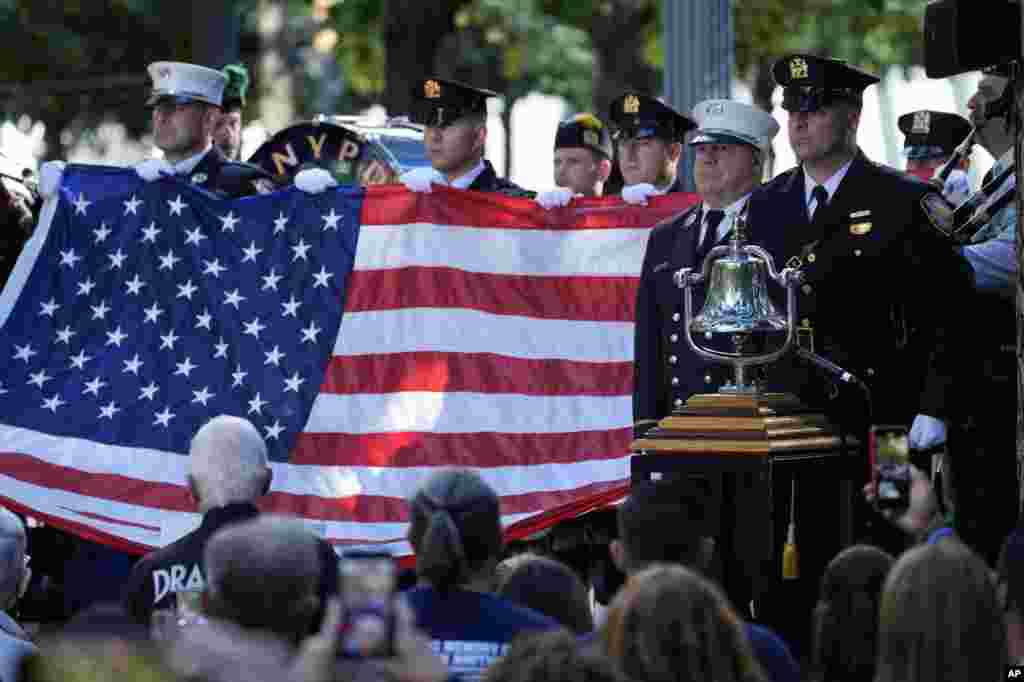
320, 352, 632, 397
345, 268, 639, 321
361, 185, 699, 230
1, 452, 628, 523
290, 429, 632, 467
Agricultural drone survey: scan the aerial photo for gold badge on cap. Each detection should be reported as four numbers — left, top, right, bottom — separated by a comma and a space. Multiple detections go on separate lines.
624, 95, 640, 114
583, 129, 599, 147
424, 80, 441, 99
789, 57, 809, 80
912, 110, 931, 134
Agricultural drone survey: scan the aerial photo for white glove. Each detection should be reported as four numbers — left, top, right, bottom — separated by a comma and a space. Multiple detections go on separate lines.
909, 414, 947, 451
536, 188, 577, 209
399, 167, 446, 193
621, 183, 658, 206
295, 168, 339, 194
134, 158, 174, 182
38, 161, 66, 199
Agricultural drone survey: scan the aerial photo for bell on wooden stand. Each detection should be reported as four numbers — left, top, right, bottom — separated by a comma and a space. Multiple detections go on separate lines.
632, 213, 844, 454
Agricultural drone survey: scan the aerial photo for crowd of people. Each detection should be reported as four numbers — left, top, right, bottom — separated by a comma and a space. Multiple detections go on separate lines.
2, 413, 1023, 682
0, 19, 1021, 682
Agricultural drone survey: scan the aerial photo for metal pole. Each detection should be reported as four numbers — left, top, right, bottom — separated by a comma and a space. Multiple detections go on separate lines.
664, 0, 734, 191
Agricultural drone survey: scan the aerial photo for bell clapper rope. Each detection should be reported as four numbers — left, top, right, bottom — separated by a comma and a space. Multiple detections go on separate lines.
782, 477, 799, 580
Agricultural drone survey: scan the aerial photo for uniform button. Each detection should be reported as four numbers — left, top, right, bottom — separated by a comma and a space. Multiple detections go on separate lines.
672, 312, 681, 322
674, 398, 683, 408
854, 249, 862, 257
807, 253, 816, 263
866, 367, 875, 376
801, 318, 811, 327
669, 333, 679, 343
802, 284, 813, 295
668, 355, 678, 365
704, 374, 713, 383
671, 376, 680, 386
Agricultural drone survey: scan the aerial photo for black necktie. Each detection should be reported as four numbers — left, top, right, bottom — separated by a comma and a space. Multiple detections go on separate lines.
696, 209, 726, 262
809, 185, 829, 219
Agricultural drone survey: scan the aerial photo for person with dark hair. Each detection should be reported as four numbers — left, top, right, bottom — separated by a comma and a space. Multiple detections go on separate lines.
213, 63, 249, 162
601, 565, 767, 682
609, 480, 800, 682
484, 628, 624, 682
403, 469, 556, 682
809, 545, 894, 682
876, 539, 1005, 682
493, 553, 593, 635
607, 93, 696, 205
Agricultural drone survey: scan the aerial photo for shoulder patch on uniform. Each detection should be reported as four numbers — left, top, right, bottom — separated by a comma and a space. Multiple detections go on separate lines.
920, 193, 954, 236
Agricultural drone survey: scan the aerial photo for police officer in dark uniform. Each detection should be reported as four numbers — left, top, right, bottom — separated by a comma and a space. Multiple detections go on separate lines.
534, 113, 614, 208
401, 77, 532, 197
633, 100, 781, 436
897, 110, 972, 204
607, 93, 696, 205
753, 54, 970, 450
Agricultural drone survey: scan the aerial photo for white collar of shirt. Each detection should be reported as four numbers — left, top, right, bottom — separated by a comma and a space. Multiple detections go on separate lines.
449, 159, 487, 190
172, 145, 212, 177
650, 178, 676, 196
698, 193, 751, 245
803, 158, 853, 209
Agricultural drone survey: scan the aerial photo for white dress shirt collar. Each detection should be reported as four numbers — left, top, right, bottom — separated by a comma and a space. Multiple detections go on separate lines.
449, 159, 487, 190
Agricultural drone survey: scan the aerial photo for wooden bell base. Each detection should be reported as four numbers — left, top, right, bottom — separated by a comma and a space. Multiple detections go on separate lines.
632, 391, 847, 454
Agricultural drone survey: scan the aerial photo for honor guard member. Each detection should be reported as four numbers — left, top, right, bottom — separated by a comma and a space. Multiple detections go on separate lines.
38, 61, 276, 204
608, 92, 696, 205
213, 63, 249, 162
399, 77, 533, 197
535, 113, 613, 208
755, 54, 970, 452
898, 110, 972, 204
633, 100, 780, 436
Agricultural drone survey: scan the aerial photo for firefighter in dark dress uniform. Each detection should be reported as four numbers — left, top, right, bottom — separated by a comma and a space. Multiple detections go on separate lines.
608, 93, 696, 205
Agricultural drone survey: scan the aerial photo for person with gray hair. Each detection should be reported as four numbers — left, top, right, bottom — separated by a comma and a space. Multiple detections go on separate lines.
0, 506, 35, 682
123, 415, 338, 627
202, 517, 322, 647
403, 469, 556, 682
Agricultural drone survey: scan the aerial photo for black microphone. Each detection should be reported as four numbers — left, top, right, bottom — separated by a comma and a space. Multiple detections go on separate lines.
794, 347, 866, 388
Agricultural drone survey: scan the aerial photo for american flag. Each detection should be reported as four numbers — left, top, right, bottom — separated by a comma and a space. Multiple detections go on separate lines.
0, 164, 697, 555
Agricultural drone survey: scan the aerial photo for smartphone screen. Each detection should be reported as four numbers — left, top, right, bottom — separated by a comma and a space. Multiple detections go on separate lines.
338, 551, 396, 658
870, 424, 911, 512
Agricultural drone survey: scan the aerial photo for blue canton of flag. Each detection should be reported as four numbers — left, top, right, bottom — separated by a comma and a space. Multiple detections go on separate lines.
0, 165, 361, 462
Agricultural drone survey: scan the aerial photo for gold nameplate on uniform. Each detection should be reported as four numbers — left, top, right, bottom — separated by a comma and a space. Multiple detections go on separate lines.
849, 222, 872, 235
790, 57, 809, 80
920, 193, 955, 236
624, 94, 640, 114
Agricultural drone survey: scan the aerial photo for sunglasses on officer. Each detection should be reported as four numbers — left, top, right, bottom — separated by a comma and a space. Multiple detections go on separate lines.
781, 86, 861, 113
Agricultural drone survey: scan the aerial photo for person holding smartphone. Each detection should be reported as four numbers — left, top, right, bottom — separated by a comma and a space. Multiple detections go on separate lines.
402, 469, 558, 682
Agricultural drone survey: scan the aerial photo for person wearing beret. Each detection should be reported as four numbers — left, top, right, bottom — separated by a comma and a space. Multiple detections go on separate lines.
607, 93, 696, 206
535, 113, 613, 208
397, 77, 533, 198
897, 109, 972, 205
39, 61, 282, 202
214, 63, 249, 162
749, 54, 972, 461
632, 99, 781, 437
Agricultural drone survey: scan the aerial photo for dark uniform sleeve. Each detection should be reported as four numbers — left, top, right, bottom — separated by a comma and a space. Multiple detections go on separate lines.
904, 189, 974, 420
633, 229, 665, 438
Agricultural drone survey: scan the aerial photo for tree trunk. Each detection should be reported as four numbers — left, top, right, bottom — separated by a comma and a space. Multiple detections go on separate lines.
256, 0, 295, 134
188, 0, 241, 67
383, 0, 470, 117
589, 1, 659, 119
